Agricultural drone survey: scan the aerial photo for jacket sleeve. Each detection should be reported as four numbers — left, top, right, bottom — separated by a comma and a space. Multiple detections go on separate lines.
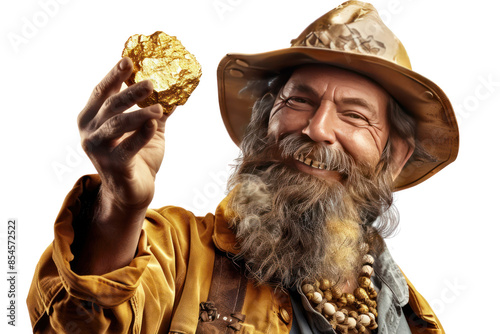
26, 175, 177, 333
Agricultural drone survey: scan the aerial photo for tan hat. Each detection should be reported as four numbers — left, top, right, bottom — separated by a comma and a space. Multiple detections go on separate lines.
217, 0, 459, 190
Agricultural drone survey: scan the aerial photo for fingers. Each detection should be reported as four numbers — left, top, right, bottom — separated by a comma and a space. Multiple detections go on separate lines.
113, 119, 158, 163
95, 79, 154, 124
78, 57, 134, 128
87, 104, 163, 146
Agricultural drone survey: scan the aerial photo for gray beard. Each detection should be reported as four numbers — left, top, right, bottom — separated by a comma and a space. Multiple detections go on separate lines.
227, 134, 393, 288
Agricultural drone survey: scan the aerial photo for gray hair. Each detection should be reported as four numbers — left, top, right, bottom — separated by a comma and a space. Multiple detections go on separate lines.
235, 69, 432, 236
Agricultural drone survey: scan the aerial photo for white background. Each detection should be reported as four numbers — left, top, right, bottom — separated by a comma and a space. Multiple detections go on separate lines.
1, 0, 499, 333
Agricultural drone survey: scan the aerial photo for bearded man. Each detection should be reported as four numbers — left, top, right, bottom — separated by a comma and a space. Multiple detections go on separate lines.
27, 1, 458, 333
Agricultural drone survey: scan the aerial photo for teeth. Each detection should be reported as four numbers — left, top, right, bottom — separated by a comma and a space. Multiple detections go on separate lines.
294, 154, 328, 170
294, 154, 304, 163
309, 160, 324, 169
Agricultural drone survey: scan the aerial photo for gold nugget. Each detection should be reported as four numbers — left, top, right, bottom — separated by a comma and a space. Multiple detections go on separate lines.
122, 31, 202, 114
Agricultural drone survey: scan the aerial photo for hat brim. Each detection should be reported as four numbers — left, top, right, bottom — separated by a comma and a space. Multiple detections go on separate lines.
217, 47, 459, 190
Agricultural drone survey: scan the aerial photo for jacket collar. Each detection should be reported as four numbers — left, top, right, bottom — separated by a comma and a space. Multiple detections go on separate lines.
212, 191, 240, 255
374, 243, 409, 307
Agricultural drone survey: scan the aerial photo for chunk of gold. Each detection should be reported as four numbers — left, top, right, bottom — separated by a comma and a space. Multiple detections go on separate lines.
122, 31, 202, 114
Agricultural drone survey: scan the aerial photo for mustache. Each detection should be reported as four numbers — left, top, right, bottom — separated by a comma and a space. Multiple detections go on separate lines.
276, 133, 355, 179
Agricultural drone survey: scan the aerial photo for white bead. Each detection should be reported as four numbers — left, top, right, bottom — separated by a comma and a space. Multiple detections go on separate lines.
361, 265, 374, 277
363, 254, 375, 265
312, 292, 322, 304
323, 302, 336, 316
347, 317, 356, 329
335, 311, 345, 323
359, 314, 370, 326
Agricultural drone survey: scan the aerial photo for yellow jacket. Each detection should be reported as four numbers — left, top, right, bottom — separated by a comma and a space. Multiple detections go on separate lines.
27, 175, 444, 333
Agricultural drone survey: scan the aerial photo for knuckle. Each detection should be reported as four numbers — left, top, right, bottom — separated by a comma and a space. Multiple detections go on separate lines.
124, 89, 136, 105
82, 132, 105, 154
107, 115, 122, 131
116, 90, 134, 110
102, 94, 115, 110
93, 82, 106, 100
81, 137, 95, 154
103, 89, 135, 112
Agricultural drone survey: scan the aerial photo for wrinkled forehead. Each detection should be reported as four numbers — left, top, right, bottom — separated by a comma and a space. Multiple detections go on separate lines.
284, 64, 390, 97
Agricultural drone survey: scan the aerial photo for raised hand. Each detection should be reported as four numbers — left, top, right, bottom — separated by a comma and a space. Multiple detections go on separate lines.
73, 57, 169, 274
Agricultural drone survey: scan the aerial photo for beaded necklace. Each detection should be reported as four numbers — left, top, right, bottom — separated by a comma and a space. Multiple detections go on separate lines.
301, 243, 378, 334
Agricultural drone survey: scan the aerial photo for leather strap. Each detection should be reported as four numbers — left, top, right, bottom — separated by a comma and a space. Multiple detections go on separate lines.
196, 250, 248, 333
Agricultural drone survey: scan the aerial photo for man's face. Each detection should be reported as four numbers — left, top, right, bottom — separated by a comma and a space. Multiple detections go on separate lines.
268, 65, 391, 184
228, 65, 398, 287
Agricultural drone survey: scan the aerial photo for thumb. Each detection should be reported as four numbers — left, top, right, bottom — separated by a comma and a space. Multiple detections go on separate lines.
156, 106, 175, 133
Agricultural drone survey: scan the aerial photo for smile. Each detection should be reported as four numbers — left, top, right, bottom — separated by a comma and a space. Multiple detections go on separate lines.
293, 154, 328, 170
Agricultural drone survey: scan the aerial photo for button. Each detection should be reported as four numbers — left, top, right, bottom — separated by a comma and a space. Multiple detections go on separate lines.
423, 90, 434, 99
229, 69, 244, 78
235, 59, 249, 67
279, 307, 290, 324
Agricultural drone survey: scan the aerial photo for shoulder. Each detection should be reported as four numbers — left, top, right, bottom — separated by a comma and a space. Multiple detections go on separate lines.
143, 206, 218, 249
148, 205, 215, 228
373, 244, 445, 333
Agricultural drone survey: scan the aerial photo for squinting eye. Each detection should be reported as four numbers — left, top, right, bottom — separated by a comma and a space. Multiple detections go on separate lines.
345, 112, 368, 121
284, 96, 314, 111
288, 97, 308, 104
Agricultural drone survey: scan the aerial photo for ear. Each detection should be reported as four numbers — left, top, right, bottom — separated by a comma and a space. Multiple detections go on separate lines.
389, 135, 415, 181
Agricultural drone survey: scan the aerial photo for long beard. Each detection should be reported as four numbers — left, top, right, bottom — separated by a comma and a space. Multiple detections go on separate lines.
227, 133, 393, 288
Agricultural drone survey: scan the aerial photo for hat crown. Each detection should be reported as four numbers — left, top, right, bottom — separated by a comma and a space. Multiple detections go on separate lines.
217, 1, 459, 190
291, 1, 411, 70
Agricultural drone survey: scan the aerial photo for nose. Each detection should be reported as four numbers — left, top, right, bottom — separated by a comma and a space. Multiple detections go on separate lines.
302, 101, 337, 144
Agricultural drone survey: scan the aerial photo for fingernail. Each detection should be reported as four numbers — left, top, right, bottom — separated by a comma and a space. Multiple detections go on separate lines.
119, 58, 128, 71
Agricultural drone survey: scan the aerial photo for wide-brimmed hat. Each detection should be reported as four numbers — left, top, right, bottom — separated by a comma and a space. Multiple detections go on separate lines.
217, 0, 459, 190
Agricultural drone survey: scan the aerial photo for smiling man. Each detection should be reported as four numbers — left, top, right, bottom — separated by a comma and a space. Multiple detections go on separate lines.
28, 1, 458, 333
270, 66, 397, 177
227, 64, 414, 292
